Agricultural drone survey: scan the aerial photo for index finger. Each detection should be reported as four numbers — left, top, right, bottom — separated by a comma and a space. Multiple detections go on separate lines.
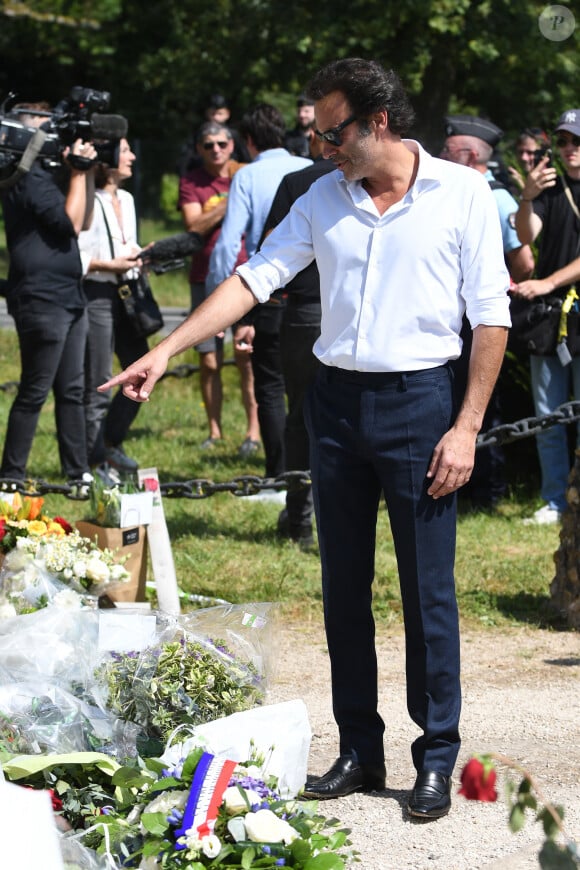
98, 369, 152, 402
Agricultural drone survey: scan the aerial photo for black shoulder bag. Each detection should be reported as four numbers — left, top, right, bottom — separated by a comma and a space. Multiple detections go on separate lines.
97, 197, 164, 338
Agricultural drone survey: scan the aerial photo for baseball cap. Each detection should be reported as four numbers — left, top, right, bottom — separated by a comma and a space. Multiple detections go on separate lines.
554, 109, 580, 137
297, 93, 315, 107
444, 114, 503, 147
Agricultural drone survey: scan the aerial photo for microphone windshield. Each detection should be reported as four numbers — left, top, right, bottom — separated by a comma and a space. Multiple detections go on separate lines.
145, 232, 203, 263
90, 113, 128, 140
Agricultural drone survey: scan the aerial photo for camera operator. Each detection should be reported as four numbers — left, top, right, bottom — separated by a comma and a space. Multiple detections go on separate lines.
0, 102, 97, 484
78, 135, 147, 476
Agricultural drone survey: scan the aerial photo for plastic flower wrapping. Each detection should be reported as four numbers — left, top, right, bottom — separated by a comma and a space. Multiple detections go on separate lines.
0, 605, 272, 761
89, 476, 140, 528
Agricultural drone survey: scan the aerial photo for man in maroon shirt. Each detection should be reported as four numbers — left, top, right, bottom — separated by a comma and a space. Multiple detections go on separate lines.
178, 121, 260, 450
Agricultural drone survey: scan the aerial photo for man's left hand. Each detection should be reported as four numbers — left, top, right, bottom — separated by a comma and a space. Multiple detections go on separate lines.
426, 428, 476, 498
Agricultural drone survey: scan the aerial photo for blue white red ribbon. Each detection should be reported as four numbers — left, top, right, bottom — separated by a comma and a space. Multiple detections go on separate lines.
175, 752, 237, 846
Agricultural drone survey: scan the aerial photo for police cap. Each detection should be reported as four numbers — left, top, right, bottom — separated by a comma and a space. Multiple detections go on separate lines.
444, 115, 503, 147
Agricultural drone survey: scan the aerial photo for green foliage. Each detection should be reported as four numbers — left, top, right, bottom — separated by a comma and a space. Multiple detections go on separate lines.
0, 1, 578, 202
159, 173, 181, 224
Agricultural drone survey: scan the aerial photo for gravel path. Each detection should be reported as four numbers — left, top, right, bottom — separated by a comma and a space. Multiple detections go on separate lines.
266, 621, 580, 869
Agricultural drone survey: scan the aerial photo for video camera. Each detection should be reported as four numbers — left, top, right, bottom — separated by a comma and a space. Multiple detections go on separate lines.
0, 86, 128, 188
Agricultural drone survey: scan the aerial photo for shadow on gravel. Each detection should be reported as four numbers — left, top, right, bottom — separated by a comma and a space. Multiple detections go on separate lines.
543, 656, 580, 667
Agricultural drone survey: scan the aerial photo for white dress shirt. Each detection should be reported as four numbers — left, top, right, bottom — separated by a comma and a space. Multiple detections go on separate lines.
78, 188, 139, 281
236, 140, 511, 372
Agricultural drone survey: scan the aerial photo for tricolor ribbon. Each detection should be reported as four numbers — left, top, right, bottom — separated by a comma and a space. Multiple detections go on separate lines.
175, 751, 237, 846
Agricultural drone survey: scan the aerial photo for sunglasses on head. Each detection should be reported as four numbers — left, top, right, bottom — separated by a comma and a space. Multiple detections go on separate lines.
202, 140, 229, 150
556, 134, 580, 148
314, 114, 358, 146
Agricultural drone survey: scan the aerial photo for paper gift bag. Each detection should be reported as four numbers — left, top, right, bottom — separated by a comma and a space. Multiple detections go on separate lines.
75, 521, 148, 602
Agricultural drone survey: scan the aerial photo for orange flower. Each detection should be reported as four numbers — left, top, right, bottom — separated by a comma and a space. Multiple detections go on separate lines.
26, 497, 44, 520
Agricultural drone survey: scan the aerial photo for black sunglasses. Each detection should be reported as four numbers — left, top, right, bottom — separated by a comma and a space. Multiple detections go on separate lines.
556, 134, 580, 148
202, 140, 229, 150
314, 114, 358, 146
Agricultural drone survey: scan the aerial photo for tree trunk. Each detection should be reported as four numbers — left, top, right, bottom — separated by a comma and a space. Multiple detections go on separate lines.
551, 449, 580, 629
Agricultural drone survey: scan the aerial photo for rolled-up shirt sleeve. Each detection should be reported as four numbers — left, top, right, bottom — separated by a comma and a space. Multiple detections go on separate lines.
236, 191, 315, 302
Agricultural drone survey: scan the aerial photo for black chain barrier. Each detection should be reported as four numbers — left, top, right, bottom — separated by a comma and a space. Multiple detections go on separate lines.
1, 401, 580, 502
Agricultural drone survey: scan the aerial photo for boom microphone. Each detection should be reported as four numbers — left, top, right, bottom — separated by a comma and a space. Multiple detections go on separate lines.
90, 113, 128, 140
141, 231, 203, 273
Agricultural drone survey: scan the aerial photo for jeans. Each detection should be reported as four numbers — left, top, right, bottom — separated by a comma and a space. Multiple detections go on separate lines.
84, 282, 149, 466
530, 353, 580, 512
1, 298, 89, 480
280, 299, 321, 535
304, 364, 461, 774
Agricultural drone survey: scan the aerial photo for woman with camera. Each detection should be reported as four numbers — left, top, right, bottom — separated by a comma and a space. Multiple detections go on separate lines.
79, 136, 148, 478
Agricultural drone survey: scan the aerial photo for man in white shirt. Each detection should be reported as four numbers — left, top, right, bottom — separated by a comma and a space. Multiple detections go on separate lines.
99, 58, 510, 820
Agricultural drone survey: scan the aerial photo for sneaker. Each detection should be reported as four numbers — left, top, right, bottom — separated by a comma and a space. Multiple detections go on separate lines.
105, 445, 139, 472
200, 437, 222, 450
522, 504, 563, 526
238, 437, 260, 458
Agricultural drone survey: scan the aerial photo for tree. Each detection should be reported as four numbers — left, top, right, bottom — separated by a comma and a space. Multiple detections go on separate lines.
0, 0, 578, 212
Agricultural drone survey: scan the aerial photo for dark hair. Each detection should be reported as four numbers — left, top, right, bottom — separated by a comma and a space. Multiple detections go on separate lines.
94, 162, 110, 188
238, 103, 286, 151
305, 58, 415, 135
209, 93, 228, 109
196, 121, 232, 144
515, 127, 550, 147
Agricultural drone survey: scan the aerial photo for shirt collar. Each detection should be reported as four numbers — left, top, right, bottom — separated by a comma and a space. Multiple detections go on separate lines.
254, 148, 291, 162
340, 139, 442, 205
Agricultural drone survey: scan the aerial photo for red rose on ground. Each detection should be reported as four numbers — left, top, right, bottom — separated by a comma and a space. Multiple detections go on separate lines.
458, 757, 498, 801
53, 516, 73, 534
0, 518, 6, 541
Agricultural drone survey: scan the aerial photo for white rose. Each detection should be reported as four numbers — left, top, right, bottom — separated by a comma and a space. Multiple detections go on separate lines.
223, 786, 262, 814
73, 559, 87, 578
85, 556, 110, 585
110, 563, 130, 582
244, 809, 298, 844
201, 834, 221, 858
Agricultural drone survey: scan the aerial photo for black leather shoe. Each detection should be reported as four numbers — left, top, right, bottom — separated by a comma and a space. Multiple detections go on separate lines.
407, 771, 452, 819
302, 755, 386, 800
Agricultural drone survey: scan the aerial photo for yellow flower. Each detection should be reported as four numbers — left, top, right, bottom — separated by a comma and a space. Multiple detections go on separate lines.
45, 522, 66, 538
26, 520, 49, 536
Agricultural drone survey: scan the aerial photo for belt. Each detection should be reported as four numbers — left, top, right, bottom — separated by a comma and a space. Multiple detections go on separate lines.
323, 364, 448, 386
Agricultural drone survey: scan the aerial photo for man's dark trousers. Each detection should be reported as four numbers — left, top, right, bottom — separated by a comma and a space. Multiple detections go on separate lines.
305, 363, 461, 775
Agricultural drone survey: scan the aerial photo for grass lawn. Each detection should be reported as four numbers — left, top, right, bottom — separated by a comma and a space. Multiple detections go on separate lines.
0, 322, 564, 633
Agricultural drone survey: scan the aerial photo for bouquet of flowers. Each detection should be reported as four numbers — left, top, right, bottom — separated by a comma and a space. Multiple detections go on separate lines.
3, 746, 353, 869
95, 631, 264, 756
89, 476, 140, 528
0, 493, 73, 555
0, 528, 131, 617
